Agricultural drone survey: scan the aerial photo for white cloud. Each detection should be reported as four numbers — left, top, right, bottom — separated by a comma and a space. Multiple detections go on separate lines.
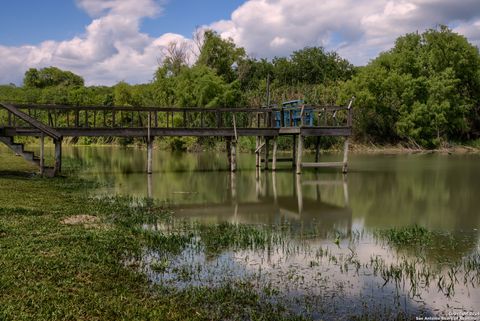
75, 0, 162, 19
0, 0, 190, 86
455, 20, 480, 46
1, 0, 480, 86
210, 0, 480, 65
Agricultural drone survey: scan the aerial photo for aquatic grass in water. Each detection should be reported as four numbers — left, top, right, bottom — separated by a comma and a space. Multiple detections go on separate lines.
375, 225, 434, 247
136, 217, 480, 320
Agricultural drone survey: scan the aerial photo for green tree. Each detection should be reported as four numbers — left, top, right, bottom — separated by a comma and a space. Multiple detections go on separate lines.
197, 30, 246, 83
341, 26, 480, 147
23, 67, 84, 88
113, 81, 133, 106
173, 65, 239, 107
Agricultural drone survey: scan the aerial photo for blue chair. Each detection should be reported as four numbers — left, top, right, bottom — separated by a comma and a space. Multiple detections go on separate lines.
274, 100, 313, 127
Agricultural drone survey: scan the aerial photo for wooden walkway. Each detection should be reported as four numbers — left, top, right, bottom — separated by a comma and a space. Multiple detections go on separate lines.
0, 100, 353, 176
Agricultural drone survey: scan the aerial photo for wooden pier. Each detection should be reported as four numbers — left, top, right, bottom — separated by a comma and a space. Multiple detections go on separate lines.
0, 99, 353, 176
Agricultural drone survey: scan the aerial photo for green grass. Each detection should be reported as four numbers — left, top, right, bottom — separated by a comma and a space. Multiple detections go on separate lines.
0, 149, 306, 321
375, 225, 434, 247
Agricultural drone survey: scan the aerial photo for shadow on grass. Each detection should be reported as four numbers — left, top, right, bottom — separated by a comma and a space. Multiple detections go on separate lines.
0, 170, 37, 178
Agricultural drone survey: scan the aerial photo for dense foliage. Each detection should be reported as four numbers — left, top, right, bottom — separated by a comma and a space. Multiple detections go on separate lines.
24, 67, 85, 88
340, 26, 480, 147
1, 26, 479, 148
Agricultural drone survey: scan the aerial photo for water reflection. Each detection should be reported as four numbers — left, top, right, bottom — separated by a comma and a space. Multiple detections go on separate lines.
56, 146, 480, 319
168, 172, 352, 238
65, 147, 480, 231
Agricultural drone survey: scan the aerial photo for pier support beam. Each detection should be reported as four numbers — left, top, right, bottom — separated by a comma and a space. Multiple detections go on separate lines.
230, 139, 237, 172
54, 138, 62, 176
272, 137, 278, 171
292, 135, 297, 169
147, 137, 153, 174
264, 137, 270, 170
230, 172, 237, 201
39, 134, 44, 175
226, 138, 232, 169
255, 136, 260, 168
295, 134, 303, 175
315, 136, 321, 163
342, 138, 349, 174
147, 173, 153, 198
296, 173, 303, 213
226, 138, 237, 172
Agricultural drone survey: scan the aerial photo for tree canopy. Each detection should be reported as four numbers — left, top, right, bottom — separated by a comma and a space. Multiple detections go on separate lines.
340, 26, 480, 147
23, 67, 85, 88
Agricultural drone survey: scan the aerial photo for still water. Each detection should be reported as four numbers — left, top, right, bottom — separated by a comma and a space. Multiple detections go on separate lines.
63, 146, 480, 319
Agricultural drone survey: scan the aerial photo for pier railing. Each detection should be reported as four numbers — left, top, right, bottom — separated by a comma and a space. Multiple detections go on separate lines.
0, 104, 352, 132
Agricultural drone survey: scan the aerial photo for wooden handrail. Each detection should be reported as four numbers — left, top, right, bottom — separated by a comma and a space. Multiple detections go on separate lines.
9, 103, 352, 113
0, 103, 62, 140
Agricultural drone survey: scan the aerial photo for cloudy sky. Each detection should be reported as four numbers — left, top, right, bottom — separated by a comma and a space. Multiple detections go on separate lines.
1, 0, 479, 86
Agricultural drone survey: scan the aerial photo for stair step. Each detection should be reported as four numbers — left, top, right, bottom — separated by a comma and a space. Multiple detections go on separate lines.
12, 145, 24, 153
1, 135, 45, 170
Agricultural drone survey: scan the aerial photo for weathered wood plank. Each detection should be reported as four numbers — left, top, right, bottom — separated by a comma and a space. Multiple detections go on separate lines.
302, 162, 344, 168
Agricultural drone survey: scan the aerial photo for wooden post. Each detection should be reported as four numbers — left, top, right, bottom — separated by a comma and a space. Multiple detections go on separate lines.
147, 139, 153, 174
264, 137, 270, 170
226, 138, 232, 170
255, 136, 260, 168
147, 112, 153, 174
342, 138, 349, 174
296, 173, 303, 214
315, 136, 321, 163
147, 172, 153, 199
272, 137, 278, 171
39, 134, 44, 175
343, 175, 349, 207
54, 139, 62, 176
230, 172, 237, 202
292, 135, 297, 169
296, 134, 303, 175
230, 140, 237, 172
266, 74, 271, 108
272, 171, 278, 203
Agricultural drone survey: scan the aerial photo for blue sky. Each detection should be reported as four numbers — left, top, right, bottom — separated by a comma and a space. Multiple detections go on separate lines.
0, 0, 479, 85
0, 1, 90, 46
142, 0, 245, 38
0, 0, 244, 46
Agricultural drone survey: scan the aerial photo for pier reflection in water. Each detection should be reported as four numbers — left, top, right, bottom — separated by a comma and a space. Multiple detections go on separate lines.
163, 171, 352, 238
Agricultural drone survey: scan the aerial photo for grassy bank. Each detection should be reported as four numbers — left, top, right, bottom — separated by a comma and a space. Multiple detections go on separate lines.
0, 152, 304, 321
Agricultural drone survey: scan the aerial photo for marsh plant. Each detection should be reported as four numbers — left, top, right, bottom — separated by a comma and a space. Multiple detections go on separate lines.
113, 204, 480, 320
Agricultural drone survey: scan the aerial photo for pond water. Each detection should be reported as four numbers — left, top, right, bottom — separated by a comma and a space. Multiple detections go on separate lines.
60, 146, 480, 319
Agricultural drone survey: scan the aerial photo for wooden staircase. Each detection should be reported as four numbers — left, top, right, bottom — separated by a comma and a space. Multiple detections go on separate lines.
0, 102, 63, 176
0, 135, 55, 176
